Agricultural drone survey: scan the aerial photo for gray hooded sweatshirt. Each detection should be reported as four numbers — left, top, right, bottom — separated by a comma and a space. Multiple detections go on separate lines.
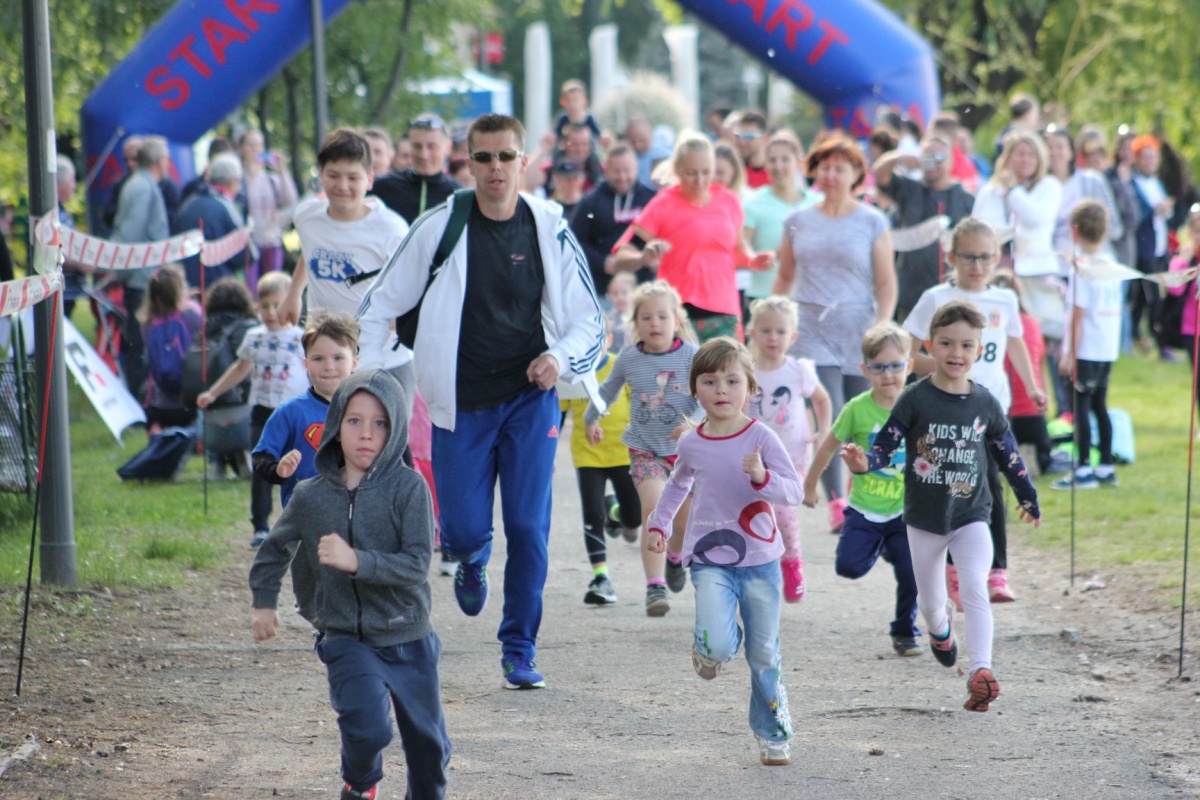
249, 369, 434, 646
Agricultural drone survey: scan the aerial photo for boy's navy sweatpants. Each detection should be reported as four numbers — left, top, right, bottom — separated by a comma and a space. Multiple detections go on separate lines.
432, 386, 558, 663
835, 507, 919, 638
317, 632, 450, 799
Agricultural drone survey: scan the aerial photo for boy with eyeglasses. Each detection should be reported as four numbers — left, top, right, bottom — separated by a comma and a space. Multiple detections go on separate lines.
805, 322, 921, 657
902, 217, 1047, 605
372, 114, 459, 225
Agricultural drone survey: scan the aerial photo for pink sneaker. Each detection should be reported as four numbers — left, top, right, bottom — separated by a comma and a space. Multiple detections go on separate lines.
781, 558, 805, 603
827, 497, 847, 534
988, 568, 1016, 602
945, 563, 963, 612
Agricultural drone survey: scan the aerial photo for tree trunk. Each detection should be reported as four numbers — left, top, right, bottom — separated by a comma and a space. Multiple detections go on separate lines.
256, 86, 271, 148
370, 0, 416, 125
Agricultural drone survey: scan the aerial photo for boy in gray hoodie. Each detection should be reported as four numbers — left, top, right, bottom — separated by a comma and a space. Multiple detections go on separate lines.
250, 369, 450, 800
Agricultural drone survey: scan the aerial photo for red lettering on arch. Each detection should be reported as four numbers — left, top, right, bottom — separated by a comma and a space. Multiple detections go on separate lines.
146, 65, 190, 111
849, 109, 873, 138
906, 104, 927, 131
828, 107, 850, 130
765, 0, 815, 52
728, 0, 769, 25
169, 34, 212, 79
808, 19, 849, 65
98, 155, 124, 191
202, 18, 250, 65
225, 0, 281, 32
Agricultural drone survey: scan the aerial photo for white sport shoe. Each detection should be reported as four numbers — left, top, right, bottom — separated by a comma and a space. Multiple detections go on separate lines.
755, 734, 791, 766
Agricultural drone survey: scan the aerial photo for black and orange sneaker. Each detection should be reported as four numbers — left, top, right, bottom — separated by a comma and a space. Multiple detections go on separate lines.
342, 783, 377, 800
964, 668, 1001, 712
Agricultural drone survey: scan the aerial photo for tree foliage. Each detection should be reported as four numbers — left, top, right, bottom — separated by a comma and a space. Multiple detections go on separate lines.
882, 0, 1200, 172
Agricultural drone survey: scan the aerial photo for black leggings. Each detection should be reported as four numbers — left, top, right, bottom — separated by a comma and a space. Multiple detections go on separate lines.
1130, 257, 1166, 350
249, 404, 275, 532
1009, 414, 1054, 474
576, 466, 641, 565
1073, 360, 1114, 467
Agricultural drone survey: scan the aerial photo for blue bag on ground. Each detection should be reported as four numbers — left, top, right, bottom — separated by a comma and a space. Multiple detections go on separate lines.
117, 426, 195, 481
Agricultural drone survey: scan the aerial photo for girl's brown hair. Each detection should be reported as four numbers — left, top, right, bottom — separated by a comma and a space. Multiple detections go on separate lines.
141, 265, 188, 322
688, 336, 758, 396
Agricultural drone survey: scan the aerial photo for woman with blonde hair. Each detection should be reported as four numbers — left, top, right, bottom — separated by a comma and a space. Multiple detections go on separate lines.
612, 132, 773, 342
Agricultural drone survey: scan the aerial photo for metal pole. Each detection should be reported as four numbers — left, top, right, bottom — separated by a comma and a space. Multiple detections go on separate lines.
310, 0, 329, 148
23, 0, 76, 585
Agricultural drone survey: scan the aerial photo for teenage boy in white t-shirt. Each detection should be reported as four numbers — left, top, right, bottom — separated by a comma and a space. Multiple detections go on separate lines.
1054, 200, 1123, 490
282, 128, 414, 405
903, 217, 1048, 604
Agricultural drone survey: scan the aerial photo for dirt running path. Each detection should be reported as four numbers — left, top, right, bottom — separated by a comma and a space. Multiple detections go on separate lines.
1, 437, 1198, 799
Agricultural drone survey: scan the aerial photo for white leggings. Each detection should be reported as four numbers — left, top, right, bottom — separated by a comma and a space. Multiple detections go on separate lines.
907, 522, 994, 672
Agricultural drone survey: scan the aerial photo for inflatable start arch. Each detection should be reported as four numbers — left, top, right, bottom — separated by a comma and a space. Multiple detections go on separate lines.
81, 0, 354, 230
675, 0, 939, 134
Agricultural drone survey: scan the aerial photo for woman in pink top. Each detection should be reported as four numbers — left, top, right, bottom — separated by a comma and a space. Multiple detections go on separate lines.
239, 130, 298, 296
1167, 206, 1200, 415
613, 133, 773, 342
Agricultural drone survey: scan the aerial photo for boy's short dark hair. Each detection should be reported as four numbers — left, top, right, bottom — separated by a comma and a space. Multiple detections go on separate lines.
467, 114, 526, 152
317, 127, 372, 173
861, 322, 911, 361
1070, 199, 1108, 246
929, 300, 987, 338
302, 312, 359, 355
688, 337, 758, 397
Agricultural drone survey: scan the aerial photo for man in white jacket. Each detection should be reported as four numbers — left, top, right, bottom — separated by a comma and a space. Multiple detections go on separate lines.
358, 113, 604, 690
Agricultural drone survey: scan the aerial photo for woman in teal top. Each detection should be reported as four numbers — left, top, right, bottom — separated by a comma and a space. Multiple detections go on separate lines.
742, 132, 822, 301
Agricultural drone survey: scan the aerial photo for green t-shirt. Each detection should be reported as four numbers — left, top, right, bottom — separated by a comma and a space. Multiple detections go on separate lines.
831, 391, 905, 519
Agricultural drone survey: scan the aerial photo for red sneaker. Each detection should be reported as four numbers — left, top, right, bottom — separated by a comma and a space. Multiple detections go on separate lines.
964, 667, 1001, 712
781, 558, 805, 603
946, 563, 963, 612
827, 497, 847, 534
988, 568, 1016, 602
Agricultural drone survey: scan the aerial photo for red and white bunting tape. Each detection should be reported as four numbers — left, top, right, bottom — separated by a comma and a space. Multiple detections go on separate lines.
33, 216, 204, 272
0, 275, 61, 318
200, 227, 252, 266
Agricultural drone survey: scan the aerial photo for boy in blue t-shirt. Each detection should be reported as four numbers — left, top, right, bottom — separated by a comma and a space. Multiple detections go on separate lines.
252, 312, 358, 623
806, 322, 920, 657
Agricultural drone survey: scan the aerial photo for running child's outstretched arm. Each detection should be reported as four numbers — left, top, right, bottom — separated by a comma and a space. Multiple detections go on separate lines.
804, 431, 842, 508
841, 417, 907, 474
583, 349, 629, 442
645, 460, 696, 553
745, 434, 804, 507
987, 429, 1041, 527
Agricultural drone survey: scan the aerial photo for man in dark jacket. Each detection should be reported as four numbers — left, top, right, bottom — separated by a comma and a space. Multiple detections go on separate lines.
372, 115, 459, 224
173, 155, 248, 289
568, 145, 658, 297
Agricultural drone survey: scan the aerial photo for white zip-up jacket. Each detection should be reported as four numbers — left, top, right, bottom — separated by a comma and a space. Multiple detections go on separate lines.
357, 191, 606, 430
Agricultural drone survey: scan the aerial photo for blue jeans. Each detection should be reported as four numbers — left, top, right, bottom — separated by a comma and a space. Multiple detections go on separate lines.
691, 561, 792, 742
317, 633, 450, 798
835, 507, 919, 638
431, 387, 559, 662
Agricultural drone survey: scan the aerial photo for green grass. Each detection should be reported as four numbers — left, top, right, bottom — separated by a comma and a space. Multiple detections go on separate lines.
1026, 354, 1200, 607
0, 340, 250, 589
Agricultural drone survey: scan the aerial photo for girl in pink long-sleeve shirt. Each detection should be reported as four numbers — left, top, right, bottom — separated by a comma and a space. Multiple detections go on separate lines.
647, 337, 803, 767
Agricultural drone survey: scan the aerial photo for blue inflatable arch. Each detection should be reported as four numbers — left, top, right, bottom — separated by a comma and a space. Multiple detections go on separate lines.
675, 0, 939, 135
81, 0, 354, 230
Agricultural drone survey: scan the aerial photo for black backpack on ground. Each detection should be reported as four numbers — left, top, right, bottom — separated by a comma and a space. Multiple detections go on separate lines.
181, 313, 255, 410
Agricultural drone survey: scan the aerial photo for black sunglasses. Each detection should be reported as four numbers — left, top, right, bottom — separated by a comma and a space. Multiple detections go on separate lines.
470, 149, 524, 164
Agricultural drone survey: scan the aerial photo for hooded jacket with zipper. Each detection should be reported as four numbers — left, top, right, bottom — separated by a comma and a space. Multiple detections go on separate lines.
355, 191, 606, 431
249, 369, 434, 646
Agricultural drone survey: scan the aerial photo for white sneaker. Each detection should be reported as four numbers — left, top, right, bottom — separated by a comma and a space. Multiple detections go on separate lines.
755, 734, 791, 766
